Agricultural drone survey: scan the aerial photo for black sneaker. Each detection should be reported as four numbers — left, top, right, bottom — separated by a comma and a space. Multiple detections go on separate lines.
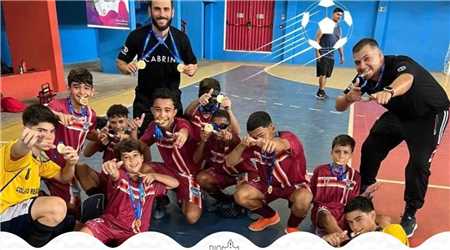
315, 89, 328, 100
400, 215, 418, 238
217, 201, 246, 218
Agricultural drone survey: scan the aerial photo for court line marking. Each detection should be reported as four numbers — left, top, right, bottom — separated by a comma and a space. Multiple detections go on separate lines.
305, 171, 450, 190
376, 178, 450, 190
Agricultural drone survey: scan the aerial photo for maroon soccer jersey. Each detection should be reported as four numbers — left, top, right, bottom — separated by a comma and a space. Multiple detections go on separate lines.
203, 133, 242, 175
310, 164, 361, 228
45, 98, 96, 202
101, 168, 167, 232
241, 131, 308, 189
47, 98, 96, 166
140, 118, 200, 176
188, 106, 213, 141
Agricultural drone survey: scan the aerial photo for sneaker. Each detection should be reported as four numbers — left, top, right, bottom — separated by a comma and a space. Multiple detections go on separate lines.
248, 212, 280, 232
284, 227, 300, 234
315, 89, 328, 100
217, 201, 246, 218
152, 195, 170, 220
400, 215, 418, 238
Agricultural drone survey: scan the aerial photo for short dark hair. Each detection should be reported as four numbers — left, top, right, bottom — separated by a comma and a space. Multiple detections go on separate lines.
148, 0, 173, 9
198, 78, 221, 97
247, 111, 272, 132
352, 38, 379, 54
332, 134, 356, 152
151, 88, 178, 109
95, 116, 108, 130
67, 68, 93, 87
212, 109, 230, 122
333, 7, 344, 13
22, 104, 59, 128
344, 196, 375, 214
106, 104, 129, 119
114, 138, 146, 159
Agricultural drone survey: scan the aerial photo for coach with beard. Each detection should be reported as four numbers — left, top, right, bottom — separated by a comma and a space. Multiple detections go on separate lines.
116, 0, 198, 135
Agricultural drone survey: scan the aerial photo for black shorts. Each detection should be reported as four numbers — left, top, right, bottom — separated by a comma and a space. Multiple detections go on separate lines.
0, 199, 35, 239
316, 57, 335, 78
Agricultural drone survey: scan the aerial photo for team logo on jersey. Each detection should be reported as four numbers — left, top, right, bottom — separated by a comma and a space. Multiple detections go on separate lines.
345, 179, 355, 189
120, 46, 128, 55
397, 66, 406, 72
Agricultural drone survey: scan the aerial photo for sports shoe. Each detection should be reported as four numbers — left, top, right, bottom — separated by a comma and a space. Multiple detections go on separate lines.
248, 212, 280, 232
285, 227, 300, 234
315, 89, 328, 100
217, 201, 246, 218
400, 215, 418, 238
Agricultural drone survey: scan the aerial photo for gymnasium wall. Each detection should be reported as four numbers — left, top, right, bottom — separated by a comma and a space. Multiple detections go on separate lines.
181, 0, 449, 72
2, 1, 447, 73
56, 1, 99, 65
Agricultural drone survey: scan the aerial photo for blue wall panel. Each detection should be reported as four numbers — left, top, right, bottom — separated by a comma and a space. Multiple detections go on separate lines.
56, 1, 99, 64
1, 5, 12, 66
197, 0, 447, 72
382, 1, 450, 71
181, 1, 203, 59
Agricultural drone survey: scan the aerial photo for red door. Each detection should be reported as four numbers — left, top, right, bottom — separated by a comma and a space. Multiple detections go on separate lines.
225, 0, 274, 52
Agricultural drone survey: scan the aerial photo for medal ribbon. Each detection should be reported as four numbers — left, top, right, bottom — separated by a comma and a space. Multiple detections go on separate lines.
329, 163, 348, 181
67, 97, 89, 131
141, 30, 182, 64
127, 174, 145, 221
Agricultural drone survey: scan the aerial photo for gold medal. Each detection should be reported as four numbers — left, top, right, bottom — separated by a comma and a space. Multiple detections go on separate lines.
177, 63, 185, 73
135, 219, 141, 229
137, 60, 146, 70
79, 97, 88, 106
216, 94, 225, 104
56, 143, 66, 154
267, 185, 273, 194
204, 124, 214, 133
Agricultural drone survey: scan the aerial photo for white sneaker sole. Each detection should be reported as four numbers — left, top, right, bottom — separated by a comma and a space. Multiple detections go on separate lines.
406, 223, 418, 238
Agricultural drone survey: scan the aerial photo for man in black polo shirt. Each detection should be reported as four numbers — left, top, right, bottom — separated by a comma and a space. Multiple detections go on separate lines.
116, 0, 197, 135
336, 38, 449, 237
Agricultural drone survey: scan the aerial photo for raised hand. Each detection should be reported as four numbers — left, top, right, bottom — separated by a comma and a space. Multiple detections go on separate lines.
53, 111, 76, 126
171, 131, 188, 149
221, 96, 232, 110
241, 135, 257, 147
102, 159, 123, 179
199, 89, 213, 106
20, 127, 44, 149
127, 61, 138, 74
139, 172, 156, 185
183, 64, 197, 77
361, 182, 381, 199
61, 146, 79, 167
256, 138, 277, 154
129, 113, 146, 131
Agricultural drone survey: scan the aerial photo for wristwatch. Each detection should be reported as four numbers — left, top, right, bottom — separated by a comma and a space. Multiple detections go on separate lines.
383, 86, 395, 97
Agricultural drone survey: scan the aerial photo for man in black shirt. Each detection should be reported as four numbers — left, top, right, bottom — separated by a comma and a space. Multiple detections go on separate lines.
336, 38, 449, 237
116, 0, 198, 135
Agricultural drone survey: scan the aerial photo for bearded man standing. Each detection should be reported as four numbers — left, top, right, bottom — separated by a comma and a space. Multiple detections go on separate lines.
117, 0, 198, 136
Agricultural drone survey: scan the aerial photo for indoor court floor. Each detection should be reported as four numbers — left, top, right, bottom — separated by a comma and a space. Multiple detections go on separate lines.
1, 62, 449, 247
